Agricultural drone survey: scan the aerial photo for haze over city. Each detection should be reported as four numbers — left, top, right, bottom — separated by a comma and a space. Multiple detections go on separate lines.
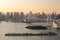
0, 0, 60, 14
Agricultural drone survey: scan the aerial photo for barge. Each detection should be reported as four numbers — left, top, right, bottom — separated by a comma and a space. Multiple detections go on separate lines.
5, 32, 57, 36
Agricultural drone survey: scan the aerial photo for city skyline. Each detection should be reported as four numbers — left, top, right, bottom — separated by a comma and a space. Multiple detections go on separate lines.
0, 0, 60, 14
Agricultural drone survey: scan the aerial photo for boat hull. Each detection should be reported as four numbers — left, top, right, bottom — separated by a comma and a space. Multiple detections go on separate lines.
25, 25, 47, 30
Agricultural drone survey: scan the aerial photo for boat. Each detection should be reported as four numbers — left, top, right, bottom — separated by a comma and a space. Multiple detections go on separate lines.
52, 21, 57, 28
25, 15, 52, 30
54, 19, 60, 29
5, 32, 57, 36
25, 25, 47, 30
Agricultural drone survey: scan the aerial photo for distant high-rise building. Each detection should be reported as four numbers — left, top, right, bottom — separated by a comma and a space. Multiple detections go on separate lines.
29, 11, 33, 17
10, 12, 13, 19
13, 12, 19, 21
51, 12, 55, 19
25, 11, 34, 22
0, 12, 3, 21
20, 12, 24, 19
42, 12, 46, 15
6, 12, 10, 18
7, 12, 10, 16
19, 12, 25, 21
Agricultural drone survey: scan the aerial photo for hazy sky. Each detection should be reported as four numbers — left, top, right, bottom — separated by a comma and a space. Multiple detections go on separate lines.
0, 0, 60, 14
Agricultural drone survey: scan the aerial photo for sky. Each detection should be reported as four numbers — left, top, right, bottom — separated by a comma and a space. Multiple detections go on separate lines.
0, 0, 60, 14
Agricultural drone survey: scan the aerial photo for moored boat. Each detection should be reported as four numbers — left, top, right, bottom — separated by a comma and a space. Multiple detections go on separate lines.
5, 32, 57, 36
25, 25, 47, 30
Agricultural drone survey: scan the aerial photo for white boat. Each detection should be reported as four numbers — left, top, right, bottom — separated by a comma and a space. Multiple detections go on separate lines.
25, 14, 52, 27
52, 22, 57, 28
54, 19, 60, 28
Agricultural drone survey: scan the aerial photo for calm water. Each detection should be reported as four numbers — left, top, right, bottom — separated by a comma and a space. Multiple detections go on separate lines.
0, 21, 60, 40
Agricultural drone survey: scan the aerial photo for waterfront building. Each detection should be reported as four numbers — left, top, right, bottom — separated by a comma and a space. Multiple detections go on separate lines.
20, 12, 24, 19
19, 12, 25, 22
5, 12, 11, 21
0, 12, 3, 21
56, 14, 60, 19
10, 12, 14, 20
25, 11, 34, 22
13, 12, 19, 21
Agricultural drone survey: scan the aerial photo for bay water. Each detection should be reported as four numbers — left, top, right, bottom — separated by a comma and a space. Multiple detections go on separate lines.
0, 21, 60, 40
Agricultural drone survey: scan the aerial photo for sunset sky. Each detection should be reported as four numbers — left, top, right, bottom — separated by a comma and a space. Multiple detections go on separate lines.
0, 0, 60, 14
